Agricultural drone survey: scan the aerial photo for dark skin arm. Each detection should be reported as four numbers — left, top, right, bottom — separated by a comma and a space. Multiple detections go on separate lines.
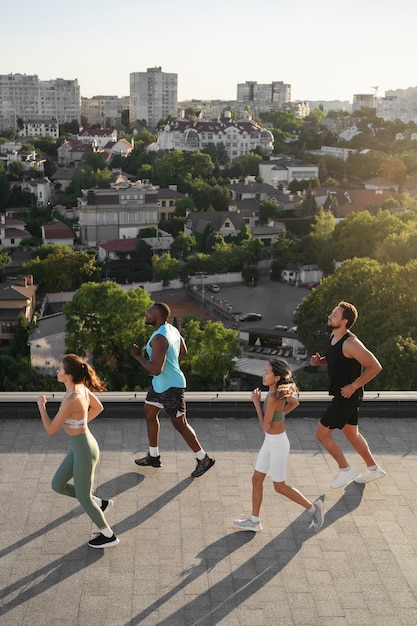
130, 334, 188, 374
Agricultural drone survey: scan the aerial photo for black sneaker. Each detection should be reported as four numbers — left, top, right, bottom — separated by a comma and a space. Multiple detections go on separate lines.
191, 455, 215, 478
88, 533, 120, 548
134, 453, 162, 467
100, 499, 113, 512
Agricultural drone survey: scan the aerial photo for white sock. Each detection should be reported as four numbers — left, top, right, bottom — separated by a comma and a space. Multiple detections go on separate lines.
101, 526, 113, 538
92, 495, 101, 506
250, 515, 260, 523
196, 449, 206, 461
367, 465, 377, 471
308, 504, 315, 514
149, 446, 159, 457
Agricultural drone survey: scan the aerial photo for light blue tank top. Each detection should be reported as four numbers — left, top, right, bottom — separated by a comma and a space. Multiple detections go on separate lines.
146, 323, 186, 393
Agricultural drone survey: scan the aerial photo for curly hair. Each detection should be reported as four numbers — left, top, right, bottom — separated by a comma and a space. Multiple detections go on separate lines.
269, 358, 298, 399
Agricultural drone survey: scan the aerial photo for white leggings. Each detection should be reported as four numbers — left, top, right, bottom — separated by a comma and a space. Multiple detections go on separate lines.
255, 431, 290, 482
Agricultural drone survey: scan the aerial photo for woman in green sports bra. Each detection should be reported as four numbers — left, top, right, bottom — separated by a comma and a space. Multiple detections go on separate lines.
37, 354, 119, 549
233, 358, 325, 533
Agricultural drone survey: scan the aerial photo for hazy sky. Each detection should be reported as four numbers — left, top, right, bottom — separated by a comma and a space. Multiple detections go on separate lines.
3, 0, 416, 103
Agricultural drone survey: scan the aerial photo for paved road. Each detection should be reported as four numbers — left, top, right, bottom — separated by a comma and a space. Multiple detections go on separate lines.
1, 415, 417, 625
211, 276, 311, 329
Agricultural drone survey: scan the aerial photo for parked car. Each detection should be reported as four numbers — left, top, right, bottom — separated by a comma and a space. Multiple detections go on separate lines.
239, 313, 263, 322
289, 326, 297, 333
207, 284, 220, 292
273, 324, 288, 331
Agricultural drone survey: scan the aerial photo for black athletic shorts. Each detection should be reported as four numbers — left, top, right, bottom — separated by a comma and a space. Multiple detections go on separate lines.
320, 395, 362, 430
145, 384, 186, 418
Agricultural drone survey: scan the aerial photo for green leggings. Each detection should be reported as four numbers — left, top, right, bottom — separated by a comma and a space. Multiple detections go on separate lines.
52, 429, 106, 528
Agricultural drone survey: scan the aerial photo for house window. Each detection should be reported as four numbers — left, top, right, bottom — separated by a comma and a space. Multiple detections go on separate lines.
224, 221, 231, 228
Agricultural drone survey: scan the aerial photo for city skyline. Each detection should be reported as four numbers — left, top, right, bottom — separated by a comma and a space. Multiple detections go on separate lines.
3, 0, 417, 105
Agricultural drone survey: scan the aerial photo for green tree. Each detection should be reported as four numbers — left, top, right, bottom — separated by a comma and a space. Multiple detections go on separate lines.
181, 318, 241, 390
0, 169, 11, 209
170, 232, 196, 259
258, 199, 280, 225
64, 282, 153, 389
152, 253, 180, 286
0, 244, 11, 271
21, 247, 99, 292
309, 209, 336, 273
228, 153, 262, 178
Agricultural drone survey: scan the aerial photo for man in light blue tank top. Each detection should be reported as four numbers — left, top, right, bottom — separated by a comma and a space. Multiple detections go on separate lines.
130, 302, 215, 478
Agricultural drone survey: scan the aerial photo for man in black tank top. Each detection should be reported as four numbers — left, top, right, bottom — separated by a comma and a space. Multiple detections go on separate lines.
310, 301, 385, 489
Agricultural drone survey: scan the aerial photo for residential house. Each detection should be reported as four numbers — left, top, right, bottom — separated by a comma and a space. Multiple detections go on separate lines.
335, 188, 403, 218
259, 155, 319, 187
57, 140, 92, 166
157, 111, 273, 161
101, 138, 133, 158
227, 179, 301, 215
0, 140, 45, 174
28, 313, 66, 375
77, 177, 160, 246
10, 178, 52, 206
0, 275, 37, 345
97, 230, 173, 263
364, 177, 399, 193
77, 176, 183, 247
50, 167, 76, 192
0, 213, 31, 248
41, 221, 74, 246
185, 211, 245, 240
281, 264, 323, 286
77, 128, 118, 148
157, 186, 184, 221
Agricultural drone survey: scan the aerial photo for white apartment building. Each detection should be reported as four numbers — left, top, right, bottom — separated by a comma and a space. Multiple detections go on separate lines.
130, 67, 177, 128
18, 119, 59, 139
377, 95, 417, 124
81, 95, 129, 127
157, 111, 274, 161
0, 73, 81, 130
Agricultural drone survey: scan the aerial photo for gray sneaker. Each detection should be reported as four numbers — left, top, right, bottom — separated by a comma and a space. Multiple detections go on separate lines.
233, 515, 262, 532
310, 499, 325, 531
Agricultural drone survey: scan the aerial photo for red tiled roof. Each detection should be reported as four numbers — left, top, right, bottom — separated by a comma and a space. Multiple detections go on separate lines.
43, 222, 74, 239
337, 189, 402, 218
99, 238, 140, 253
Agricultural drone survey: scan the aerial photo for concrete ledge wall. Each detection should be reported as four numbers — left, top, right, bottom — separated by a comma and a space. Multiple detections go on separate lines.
2, 391, 416, 420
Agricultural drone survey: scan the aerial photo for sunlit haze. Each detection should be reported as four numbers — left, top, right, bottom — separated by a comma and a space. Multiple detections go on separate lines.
3, 0, 416, 104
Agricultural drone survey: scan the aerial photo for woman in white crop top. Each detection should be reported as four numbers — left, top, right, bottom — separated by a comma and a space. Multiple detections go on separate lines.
37, 354, 119, 549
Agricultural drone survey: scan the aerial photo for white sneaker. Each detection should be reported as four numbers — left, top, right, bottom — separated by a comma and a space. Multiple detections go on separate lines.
330, 467, 359, 489
233, 515, 262, 532
354, 465, 386, 484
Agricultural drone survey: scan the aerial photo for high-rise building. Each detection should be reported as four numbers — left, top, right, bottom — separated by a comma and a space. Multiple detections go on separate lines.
130, 67, 177, 128
81, 95, 129, 127
237, 80, 291, 113
0, 73, 81, 130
